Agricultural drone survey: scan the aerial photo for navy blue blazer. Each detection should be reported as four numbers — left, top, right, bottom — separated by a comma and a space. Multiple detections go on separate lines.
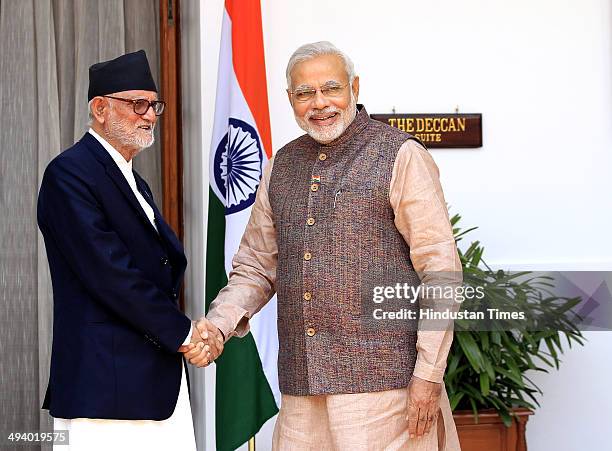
37, 133, 191, 420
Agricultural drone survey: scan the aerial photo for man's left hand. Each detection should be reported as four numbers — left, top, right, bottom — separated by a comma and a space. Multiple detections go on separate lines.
406, 375, 442, 439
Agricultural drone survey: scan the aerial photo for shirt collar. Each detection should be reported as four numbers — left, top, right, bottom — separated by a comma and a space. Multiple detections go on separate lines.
88, 128, 132, 171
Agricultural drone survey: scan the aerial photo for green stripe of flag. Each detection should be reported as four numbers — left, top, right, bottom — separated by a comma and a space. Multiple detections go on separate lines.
206, 189, 279, 451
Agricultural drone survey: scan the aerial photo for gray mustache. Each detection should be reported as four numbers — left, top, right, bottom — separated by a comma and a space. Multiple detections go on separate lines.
306, 108, 340, 119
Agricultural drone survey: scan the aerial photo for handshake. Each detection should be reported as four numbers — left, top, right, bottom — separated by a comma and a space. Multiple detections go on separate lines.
178, 318, 225, 368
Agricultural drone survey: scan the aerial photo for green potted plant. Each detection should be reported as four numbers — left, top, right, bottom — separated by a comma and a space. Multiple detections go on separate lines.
445, 214, 585, 451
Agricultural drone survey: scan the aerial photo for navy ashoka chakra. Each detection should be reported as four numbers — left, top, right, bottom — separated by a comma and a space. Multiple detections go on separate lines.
213, 118, 264, 215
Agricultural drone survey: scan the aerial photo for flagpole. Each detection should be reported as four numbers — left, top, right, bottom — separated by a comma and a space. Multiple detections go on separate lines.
248, 437, 256, 451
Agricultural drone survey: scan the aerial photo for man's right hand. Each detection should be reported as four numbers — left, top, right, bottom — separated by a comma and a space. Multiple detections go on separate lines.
178, 321, 211, 365
181, 319, 225, 368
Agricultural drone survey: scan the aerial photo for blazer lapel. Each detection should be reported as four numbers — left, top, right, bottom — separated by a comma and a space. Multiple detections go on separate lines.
106, 164, 157, 229
133, 173, 186, 257
82, 133, 160, 237
133, 173, 177, 246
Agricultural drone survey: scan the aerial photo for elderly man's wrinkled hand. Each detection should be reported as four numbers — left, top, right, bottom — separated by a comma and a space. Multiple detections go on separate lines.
181, 318, 224, 368
406, 375, 442, 439
178, 321, 212, 367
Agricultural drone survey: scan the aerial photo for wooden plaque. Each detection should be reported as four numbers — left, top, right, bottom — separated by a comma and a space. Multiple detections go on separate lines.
370, 113, 482, 148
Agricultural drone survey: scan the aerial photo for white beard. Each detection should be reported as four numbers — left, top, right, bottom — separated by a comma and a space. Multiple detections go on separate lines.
106, 116, 155, 152
295, 91, 357, 144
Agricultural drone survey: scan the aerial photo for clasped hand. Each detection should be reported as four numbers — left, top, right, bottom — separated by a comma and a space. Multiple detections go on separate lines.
178, 318, 224, 368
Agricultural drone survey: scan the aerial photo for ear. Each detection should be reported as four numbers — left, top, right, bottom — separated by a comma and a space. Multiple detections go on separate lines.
90, 97, 109, 124
351, 76, 360, 102
286, 88, 293, 107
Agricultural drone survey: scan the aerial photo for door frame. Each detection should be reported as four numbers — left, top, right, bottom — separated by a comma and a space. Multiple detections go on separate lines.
159, 0, 184, 308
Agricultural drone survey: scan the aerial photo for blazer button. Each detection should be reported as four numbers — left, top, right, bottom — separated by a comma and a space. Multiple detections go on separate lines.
306, 217, 315, 226
303, 252, 312, 261
306, 327, 316, 337
318, 153, 327, 161
161, 256, 169, 265
303, 292, 312, 301
310, 183, 319, 192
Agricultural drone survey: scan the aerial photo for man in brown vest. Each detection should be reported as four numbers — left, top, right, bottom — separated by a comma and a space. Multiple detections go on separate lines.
204, 41, 462, 450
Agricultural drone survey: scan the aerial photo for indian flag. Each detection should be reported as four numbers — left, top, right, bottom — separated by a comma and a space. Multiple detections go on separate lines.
205, 1, 280, 450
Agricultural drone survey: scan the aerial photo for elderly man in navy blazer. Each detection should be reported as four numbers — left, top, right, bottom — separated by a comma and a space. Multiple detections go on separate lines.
37, 50, 223, 450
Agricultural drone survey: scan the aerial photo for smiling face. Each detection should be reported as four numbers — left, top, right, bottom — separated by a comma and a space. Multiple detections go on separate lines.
288, 54, 359, 144
90, 89, 158, 161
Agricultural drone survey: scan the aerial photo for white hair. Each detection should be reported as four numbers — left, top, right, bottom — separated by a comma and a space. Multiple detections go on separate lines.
286, 41, 356, 88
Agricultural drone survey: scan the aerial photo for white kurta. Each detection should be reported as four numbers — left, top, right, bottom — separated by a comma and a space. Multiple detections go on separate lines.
53, 130, 196, 451
54, 365, 195, 451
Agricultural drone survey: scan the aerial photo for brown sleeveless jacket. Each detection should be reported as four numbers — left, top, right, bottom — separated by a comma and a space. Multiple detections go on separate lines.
269, 106, 424, 395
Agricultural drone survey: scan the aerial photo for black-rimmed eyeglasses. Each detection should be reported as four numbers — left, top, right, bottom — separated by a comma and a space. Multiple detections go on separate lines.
102, 95, 166, 116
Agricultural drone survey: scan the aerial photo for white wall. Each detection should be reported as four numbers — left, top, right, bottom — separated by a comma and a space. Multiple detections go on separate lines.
195, 0, 612, 449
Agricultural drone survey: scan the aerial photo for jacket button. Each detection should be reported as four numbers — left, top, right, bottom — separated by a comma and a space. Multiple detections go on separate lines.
310, 183, 319, 192
306, 327, 316, 337
161, 256, 169, 265
303, 291, 312, 301
318, 153, 327, 161
303, 252, 312, 261
306, 217, 315, 226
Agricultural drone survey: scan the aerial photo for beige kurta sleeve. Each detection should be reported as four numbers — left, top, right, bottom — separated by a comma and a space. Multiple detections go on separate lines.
389, 140, 463, 383
206, 157, 278, 341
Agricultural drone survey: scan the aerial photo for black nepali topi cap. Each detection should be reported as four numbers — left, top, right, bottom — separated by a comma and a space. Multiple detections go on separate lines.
88, 50, 157, 101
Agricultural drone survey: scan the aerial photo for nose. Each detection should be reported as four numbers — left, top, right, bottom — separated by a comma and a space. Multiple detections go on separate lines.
311, 89, 330, 110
